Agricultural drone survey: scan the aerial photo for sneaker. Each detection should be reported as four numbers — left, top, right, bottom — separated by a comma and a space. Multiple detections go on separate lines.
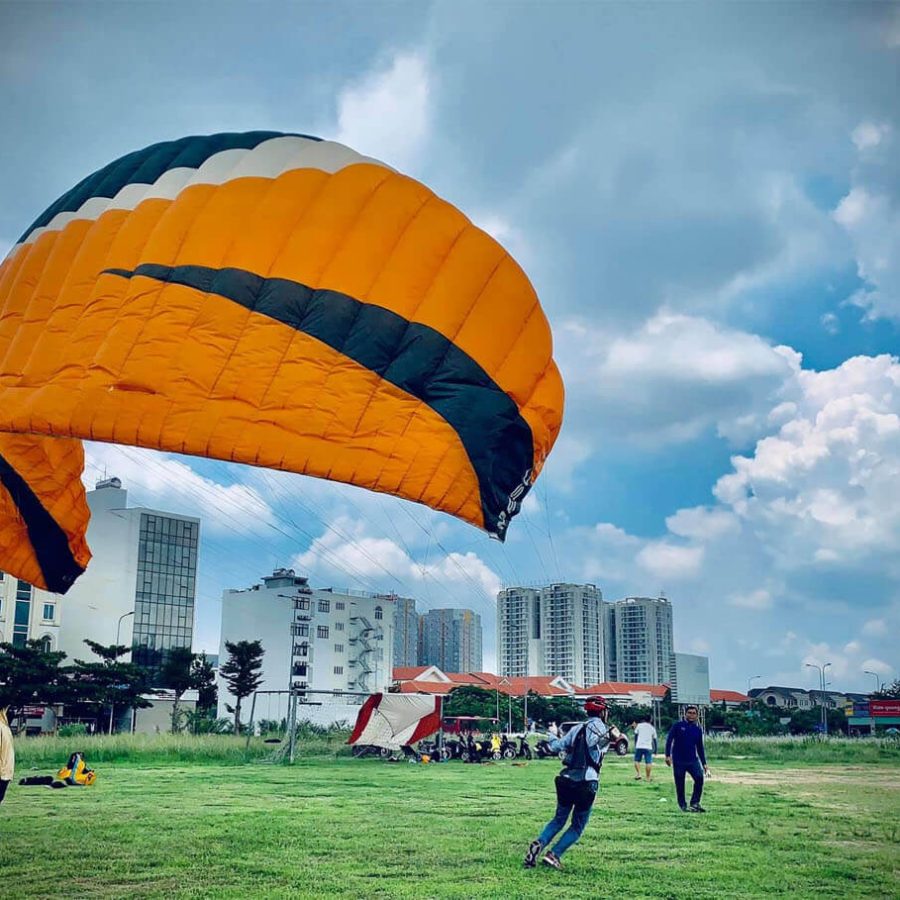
523, 840, 543, 869
689, 804, 707, 813
542, 851, 562, 870
679, 805, 689, 812
634, 775, 643, 780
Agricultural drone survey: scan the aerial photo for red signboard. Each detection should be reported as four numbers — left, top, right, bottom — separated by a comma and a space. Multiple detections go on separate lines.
870, 699, 900, 717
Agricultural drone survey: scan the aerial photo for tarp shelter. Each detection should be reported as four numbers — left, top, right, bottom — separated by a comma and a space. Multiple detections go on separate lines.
348, 693, 441, 749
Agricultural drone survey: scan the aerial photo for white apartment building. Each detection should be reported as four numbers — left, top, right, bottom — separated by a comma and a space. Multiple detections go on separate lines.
497, 587, 541, 677
0, 571, 60, 650
218, 569, 395, 725
609, 596, 674, 684
497, 583, 604, 685
57, 478, 200, 677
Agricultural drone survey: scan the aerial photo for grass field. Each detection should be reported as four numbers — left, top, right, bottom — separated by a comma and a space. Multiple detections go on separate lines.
3, 742, 899, 898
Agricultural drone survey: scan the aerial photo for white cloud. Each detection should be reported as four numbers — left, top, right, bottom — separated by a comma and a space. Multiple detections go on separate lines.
83, 443, 277, 537
293, 515, 500, 614
851, 121, 890, 152
729, 589, 773, 610
861, 658, 893, 677
331, 51, 432, 174
862, 618, 887, 637
820, 312, 840, 335
556, 311, 801, 448
637, 542, 704, 580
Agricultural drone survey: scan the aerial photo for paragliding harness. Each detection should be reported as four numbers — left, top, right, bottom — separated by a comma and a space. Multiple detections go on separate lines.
560, 722, 603, 779
58, 751, 96, 785
554, 722, 605, 813
19, 751, 97, 789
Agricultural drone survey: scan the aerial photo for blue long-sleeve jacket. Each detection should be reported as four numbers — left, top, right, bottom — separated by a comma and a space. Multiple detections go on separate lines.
665, 720, 707, 767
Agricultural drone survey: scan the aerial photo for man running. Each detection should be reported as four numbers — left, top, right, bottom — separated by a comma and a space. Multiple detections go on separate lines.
523, 696, 617, 871
665, 705, 709, 812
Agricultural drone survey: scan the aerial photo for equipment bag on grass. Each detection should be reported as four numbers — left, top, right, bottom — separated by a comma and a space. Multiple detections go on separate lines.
57, 752, 96, 786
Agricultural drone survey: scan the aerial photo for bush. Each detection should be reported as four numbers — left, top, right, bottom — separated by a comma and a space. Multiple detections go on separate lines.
58, 723, 88, 738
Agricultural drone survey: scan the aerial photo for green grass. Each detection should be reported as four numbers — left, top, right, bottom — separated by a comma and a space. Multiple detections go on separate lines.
3, 747, 898, 898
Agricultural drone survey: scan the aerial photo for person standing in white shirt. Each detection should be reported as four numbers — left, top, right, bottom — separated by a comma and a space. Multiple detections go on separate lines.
633, 714, 657, 782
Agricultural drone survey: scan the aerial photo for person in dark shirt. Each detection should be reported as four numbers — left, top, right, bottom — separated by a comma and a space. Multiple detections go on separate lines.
665, 705, 710, 812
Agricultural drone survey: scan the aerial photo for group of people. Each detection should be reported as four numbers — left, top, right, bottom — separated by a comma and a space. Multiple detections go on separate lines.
524, 699, 709, 871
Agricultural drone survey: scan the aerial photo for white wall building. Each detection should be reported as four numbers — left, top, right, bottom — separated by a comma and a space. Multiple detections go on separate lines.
609, 596, 674, 684
497, 587, 541, 677
497, 583, 604, 685
217, 569, 396, 726
56, 478, 199, 677
0, 571, 60, 650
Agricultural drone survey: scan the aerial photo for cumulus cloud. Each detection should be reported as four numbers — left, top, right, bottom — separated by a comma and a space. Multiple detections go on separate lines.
637, 542, 704, 580
293, 515, 501, 614
729, 589, 774, 611
83, 443, 277, 537
556, 312, 801, 447
331, 51, 432, 174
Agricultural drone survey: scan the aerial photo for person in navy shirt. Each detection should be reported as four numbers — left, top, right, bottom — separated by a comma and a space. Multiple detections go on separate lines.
665, 705, 710, 812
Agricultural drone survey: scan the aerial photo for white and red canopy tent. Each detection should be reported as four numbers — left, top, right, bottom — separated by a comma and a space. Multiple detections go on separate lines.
347, 693, 441, 749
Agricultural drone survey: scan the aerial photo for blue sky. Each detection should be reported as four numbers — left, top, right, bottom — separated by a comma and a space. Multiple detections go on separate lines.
2, 1, 898, 692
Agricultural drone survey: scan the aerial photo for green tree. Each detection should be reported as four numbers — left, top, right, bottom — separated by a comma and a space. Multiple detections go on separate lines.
219, 640, 264, 734
72, 640, 152, 733
191, 653, 218, 712
0, 640, 72, 723
160, 646, 195, 733
873, 679, 900, 699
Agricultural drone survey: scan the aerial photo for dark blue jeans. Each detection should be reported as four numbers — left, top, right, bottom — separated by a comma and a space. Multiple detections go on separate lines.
673, 759, 704, 808
536, 775, 598, 857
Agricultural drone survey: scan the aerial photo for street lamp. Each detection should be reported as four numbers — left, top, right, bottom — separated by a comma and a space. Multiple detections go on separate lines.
110, 611, 135, 734
116, 610, 135, 649
747, 675, 762, 711
805, 662, 830, 736
864, 670, 881, 694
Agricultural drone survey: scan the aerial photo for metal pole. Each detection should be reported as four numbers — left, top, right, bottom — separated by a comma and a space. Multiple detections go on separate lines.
822, 662, 831, 736
288, 692, 298, 763
110, 610, 135, 734
747, 675, 761, 712
805, 663, 823, 736
245, 692, 258, 752
864, 670, 879, 736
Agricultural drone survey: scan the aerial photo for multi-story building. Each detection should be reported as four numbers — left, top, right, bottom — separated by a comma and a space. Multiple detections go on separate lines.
55, 477, 200, 681
497, 587, 541, 677
391, 595, 419, 667
0, 572, 60, 650
218, 569, 395, 725
609, 596, 673, 684
497, 583, 604, 685
539, 583, 604, 686
419, 607, 482, 672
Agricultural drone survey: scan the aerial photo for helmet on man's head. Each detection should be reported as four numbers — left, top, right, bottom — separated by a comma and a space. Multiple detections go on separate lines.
584, 696, 608, 716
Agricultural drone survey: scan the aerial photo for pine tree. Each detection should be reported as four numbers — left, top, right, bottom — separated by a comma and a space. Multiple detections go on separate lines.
219, 640, 264, 734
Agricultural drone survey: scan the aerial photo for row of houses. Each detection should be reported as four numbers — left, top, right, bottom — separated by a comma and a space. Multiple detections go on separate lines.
749, 686, 870, 710
391, 665, 749, 708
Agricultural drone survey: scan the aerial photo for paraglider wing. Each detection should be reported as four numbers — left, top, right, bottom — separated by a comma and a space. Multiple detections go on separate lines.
348, 693, 442, 749
0, 132, 564, 593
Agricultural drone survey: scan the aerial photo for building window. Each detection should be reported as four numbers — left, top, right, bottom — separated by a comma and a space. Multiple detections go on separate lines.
296, 598, 310, 611
335, 622, 344, 632
318, 599, 330, 613
295, 643, 309, 657
334, 666, 343, 675
335, 601, 345, 611
39, 635, 52, 652
334, 643, 343, 653
42, 603, 55, 621
317, 625, 329, 639
292, 623, 309, 637
375, 606, 383, 620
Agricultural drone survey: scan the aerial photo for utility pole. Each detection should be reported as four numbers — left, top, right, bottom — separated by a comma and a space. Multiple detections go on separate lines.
747, 675, 762, 713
